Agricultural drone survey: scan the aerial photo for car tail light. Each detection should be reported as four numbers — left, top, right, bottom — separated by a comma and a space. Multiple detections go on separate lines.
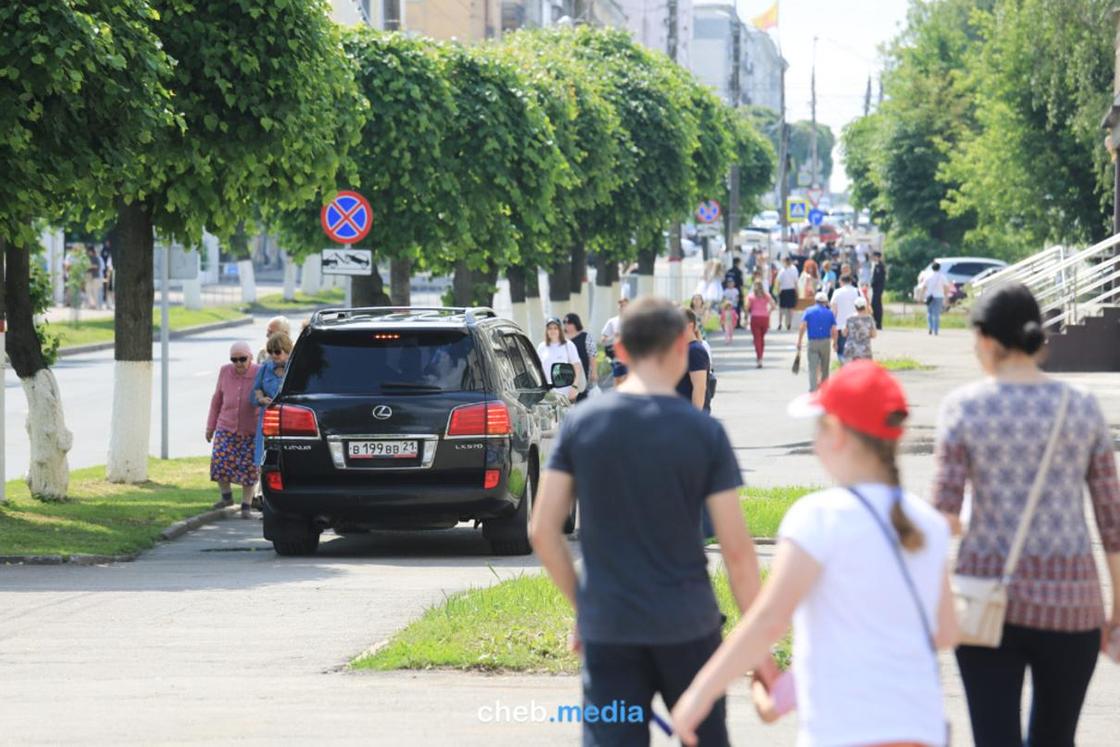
262, 404, 319, 438
447, 402, 511, 437
483, 470, 501, 490
264, 471, 284, 491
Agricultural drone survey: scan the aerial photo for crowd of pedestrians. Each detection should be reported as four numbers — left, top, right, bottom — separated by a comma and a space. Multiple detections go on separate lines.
533, 282, 1120, 747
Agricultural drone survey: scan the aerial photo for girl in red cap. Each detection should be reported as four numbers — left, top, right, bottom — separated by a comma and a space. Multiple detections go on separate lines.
673, 361, 958, 747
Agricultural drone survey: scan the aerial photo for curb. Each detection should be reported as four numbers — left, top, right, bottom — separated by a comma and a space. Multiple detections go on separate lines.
0, 506, 238, 567
56, 316, 254, 358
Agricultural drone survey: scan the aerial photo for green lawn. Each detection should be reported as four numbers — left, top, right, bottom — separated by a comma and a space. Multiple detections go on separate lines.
245, 288, 344, 312
832, 356, 934, 373
51, 305, 248, 349
352, 569, 791, 674
884, 309, 969, 330
0, 457, 221, 556
738, 485, 817, 538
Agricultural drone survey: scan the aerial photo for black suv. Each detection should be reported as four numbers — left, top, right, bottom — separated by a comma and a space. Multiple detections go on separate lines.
260, 307, 576, 556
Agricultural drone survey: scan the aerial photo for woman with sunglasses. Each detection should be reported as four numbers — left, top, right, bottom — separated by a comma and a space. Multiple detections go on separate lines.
205, 341, 260, 518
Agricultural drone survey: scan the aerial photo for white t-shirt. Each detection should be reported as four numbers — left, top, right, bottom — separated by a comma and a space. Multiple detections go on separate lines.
536, 340, 583, 395
923, 270, 950, 299
831, 285, 860, 329
778, 266, 799, 291
778, 485, 950, 747
600, 315, 621, 343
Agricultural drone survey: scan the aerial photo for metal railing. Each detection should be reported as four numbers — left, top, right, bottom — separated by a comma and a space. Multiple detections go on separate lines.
972, 235, 1120, 329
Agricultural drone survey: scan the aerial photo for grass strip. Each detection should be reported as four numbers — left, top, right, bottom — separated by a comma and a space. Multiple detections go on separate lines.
832, 356, 933, 373
884, 310, 968, 330
352, 569, 791, 674
245, 288, 345, 312
51, 306, 248, 349
738, 485, 817, 538
0, 457, 221, 556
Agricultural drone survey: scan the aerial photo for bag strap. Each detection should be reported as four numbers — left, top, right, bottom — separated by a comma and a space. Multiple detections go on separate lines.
848, 488, 936, 655
1000, 385, 1070, 585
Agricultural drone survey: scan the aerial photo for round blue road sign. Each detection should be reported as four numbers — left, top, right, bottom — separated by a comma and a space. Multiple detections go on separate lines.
808, 208, 825, 227
321, 190, 373, 244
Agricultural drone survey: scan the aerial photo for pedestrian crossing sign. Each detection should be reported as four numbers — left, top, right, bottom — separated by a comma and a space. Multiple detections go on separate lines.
786, 197, 809, 224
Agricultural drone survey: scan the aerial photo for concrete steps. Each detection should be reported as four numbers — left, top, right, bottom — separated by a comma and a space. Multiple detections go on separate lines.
1043, 306, 1120, 372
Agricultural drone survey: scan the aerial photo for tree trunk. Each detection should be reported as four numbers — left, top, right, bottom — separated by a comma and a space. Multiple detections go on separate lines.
390, 256, 412, 306
636, 245, 656, 299
570, 242, 588, 322
548, 255, 572, 320
473, 265, 498, 307
591, 254, 616, 338
5, 240, 74, 499
237, 259, 257, 304
525, 266, 543, 340
300, 254, 322, 295
507, 265, 528, 330
452, 260, 473, 306
281, 251, 297, 301
107, 201, 155, 483
350, 267, 391, 307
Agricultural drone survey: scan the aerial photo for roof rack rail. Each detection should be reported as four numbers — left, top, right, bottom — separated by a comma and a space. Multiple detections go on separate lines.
308, 306, 499, 326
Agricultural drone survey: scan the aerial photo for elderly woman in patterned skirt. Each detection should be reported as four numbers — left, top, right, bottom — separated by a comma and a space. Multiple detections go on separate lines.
206, 341, 260, 518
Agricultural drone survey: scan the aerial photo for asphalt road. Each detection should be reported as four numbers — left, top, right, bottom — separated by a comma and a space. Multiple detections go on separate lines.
4, 316, 272, 482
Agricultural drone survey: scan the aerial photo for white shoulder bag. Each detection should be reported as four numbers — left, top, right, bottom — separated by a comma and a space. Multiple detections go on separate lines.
951, 386, 1069, 648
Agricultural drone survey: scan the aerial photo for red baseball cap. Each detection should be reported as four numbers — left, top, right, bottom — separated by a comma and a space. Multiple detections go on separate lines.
787, 360, 909, 440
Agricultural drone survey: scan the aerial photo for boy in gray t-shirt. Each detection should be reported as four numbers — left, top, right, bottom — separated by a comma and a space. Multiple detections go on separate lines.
531, 298, 761, 746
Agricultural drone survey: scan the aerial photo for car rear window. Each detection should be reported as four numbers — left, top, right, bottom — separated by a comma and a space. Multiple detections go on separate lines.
284, 330, 484, 394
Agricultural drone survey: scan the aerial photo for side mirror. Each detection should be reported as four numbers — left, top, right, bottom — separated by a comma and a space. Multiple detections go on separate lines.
550, 362, 575, 389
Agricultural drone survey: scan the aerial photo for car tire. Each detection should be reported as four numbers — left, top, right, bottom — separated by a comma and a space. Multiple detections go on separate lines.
264, 504, 321, 556
488, 470, 534, 556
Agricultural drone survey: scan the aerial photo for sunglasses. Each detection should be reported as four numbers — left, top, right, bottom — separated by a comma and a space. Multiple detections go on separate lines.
230, 356, 249, 363
268, 349, 286, 356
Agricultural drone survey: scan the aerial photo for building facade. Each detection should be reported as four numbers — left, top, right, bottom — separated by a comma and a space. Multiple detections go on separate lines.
616, 0, 693, 67
690, 2, 784, 110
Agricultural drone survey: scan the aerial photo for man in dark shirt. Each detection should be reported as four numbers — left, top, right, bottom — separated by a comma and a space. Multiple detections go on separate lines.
531, 298, 761, 747
676, 309, 710, 412
870, 250, 887, 330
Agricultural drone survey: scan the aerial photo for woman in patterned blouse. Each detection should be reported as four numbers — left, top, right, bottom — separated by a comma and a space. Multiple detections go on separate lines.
932, 282, 1120, 746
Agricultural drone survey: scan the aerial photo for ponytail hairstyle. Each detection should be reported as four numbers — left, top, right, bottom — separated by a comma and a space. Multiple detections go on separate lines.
848, 410, 925, 552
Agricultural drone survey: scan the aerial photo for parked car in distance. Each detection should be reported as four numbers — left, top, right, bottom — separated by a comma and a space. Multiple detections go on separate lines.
920, 257, 1008, 287
259, 307, 576, 557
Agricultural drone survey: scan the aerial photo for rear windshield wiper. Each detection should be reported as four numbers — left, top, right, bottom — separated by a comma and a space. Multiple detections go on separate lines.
379, 382, 445, 391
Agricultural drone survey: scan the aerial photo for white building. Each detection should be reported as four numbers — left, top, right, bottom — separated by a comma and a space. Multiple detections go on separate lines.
690, 2, 784, 110
616, 0, 693, 67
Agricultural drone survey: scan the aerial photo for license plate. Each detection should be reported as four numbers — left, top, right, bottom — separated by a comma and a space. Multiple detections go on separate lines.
347, 440, 419, 460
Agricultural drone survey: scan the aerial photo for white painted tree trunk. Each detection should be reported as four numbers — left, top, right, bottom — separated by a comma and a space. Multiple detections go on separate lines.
107, 361, 152, 483
572, 283, 589, 323
182, 277, 203, 310
21, 369, 73, 499
237, 260, 256, 304
301, 254, 322, 295
669, 260, 683, 304
637, 274, 655, 300
511, 301, 529, 333
282, 252, 297, 301
551, 298, 570, 321
590, 284, 613, 342
526, 295, 544, 344
611, 281, 622, 305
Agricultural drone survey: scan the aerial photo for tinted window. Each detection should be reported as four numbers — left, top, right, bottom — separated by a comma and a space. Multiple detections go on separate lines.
512, 336, 546, 388
502, 334, 544, 389
284, 330, 483, 394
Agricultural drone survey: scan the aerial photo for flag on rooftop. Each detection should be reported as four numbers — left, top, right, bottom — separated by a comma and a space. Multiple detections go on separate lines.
751, 2, 778, 30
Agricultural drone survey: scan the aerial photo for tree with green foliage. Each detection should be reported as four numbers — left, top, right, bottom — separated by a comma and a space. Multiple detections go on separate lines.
433, 41, 565, 308
726, 108, 777, 221
102, 0, 365, 483
941, 0, 1114, 256
747, 106, 833, 188
0, 0, 174, 499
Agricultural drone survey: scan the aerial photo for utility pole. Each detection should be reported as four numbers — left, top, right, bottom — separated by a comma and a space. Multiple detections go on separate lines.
809, 36, 819, 190
667, 0, 683, 301
864, 75, 872, 116
726, 15, 742, 261
778, 60, 790, 245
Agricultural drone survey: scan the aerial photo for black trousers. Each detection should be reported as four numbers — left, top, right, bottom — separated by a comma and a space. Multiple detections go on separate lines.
581, 629, 728, 746
872, 291, 884, 329
956, 623, 1099, 747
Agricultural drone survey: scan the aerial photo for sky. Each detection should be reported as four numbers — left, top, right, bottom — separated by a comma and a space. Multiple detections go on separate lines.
734, 0, 912, 192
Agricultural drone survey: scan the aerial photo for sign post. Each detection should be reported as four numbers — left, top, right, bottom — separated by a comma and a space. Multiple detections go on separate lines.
320, 191, 374, 308
160, 244, 170, 460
